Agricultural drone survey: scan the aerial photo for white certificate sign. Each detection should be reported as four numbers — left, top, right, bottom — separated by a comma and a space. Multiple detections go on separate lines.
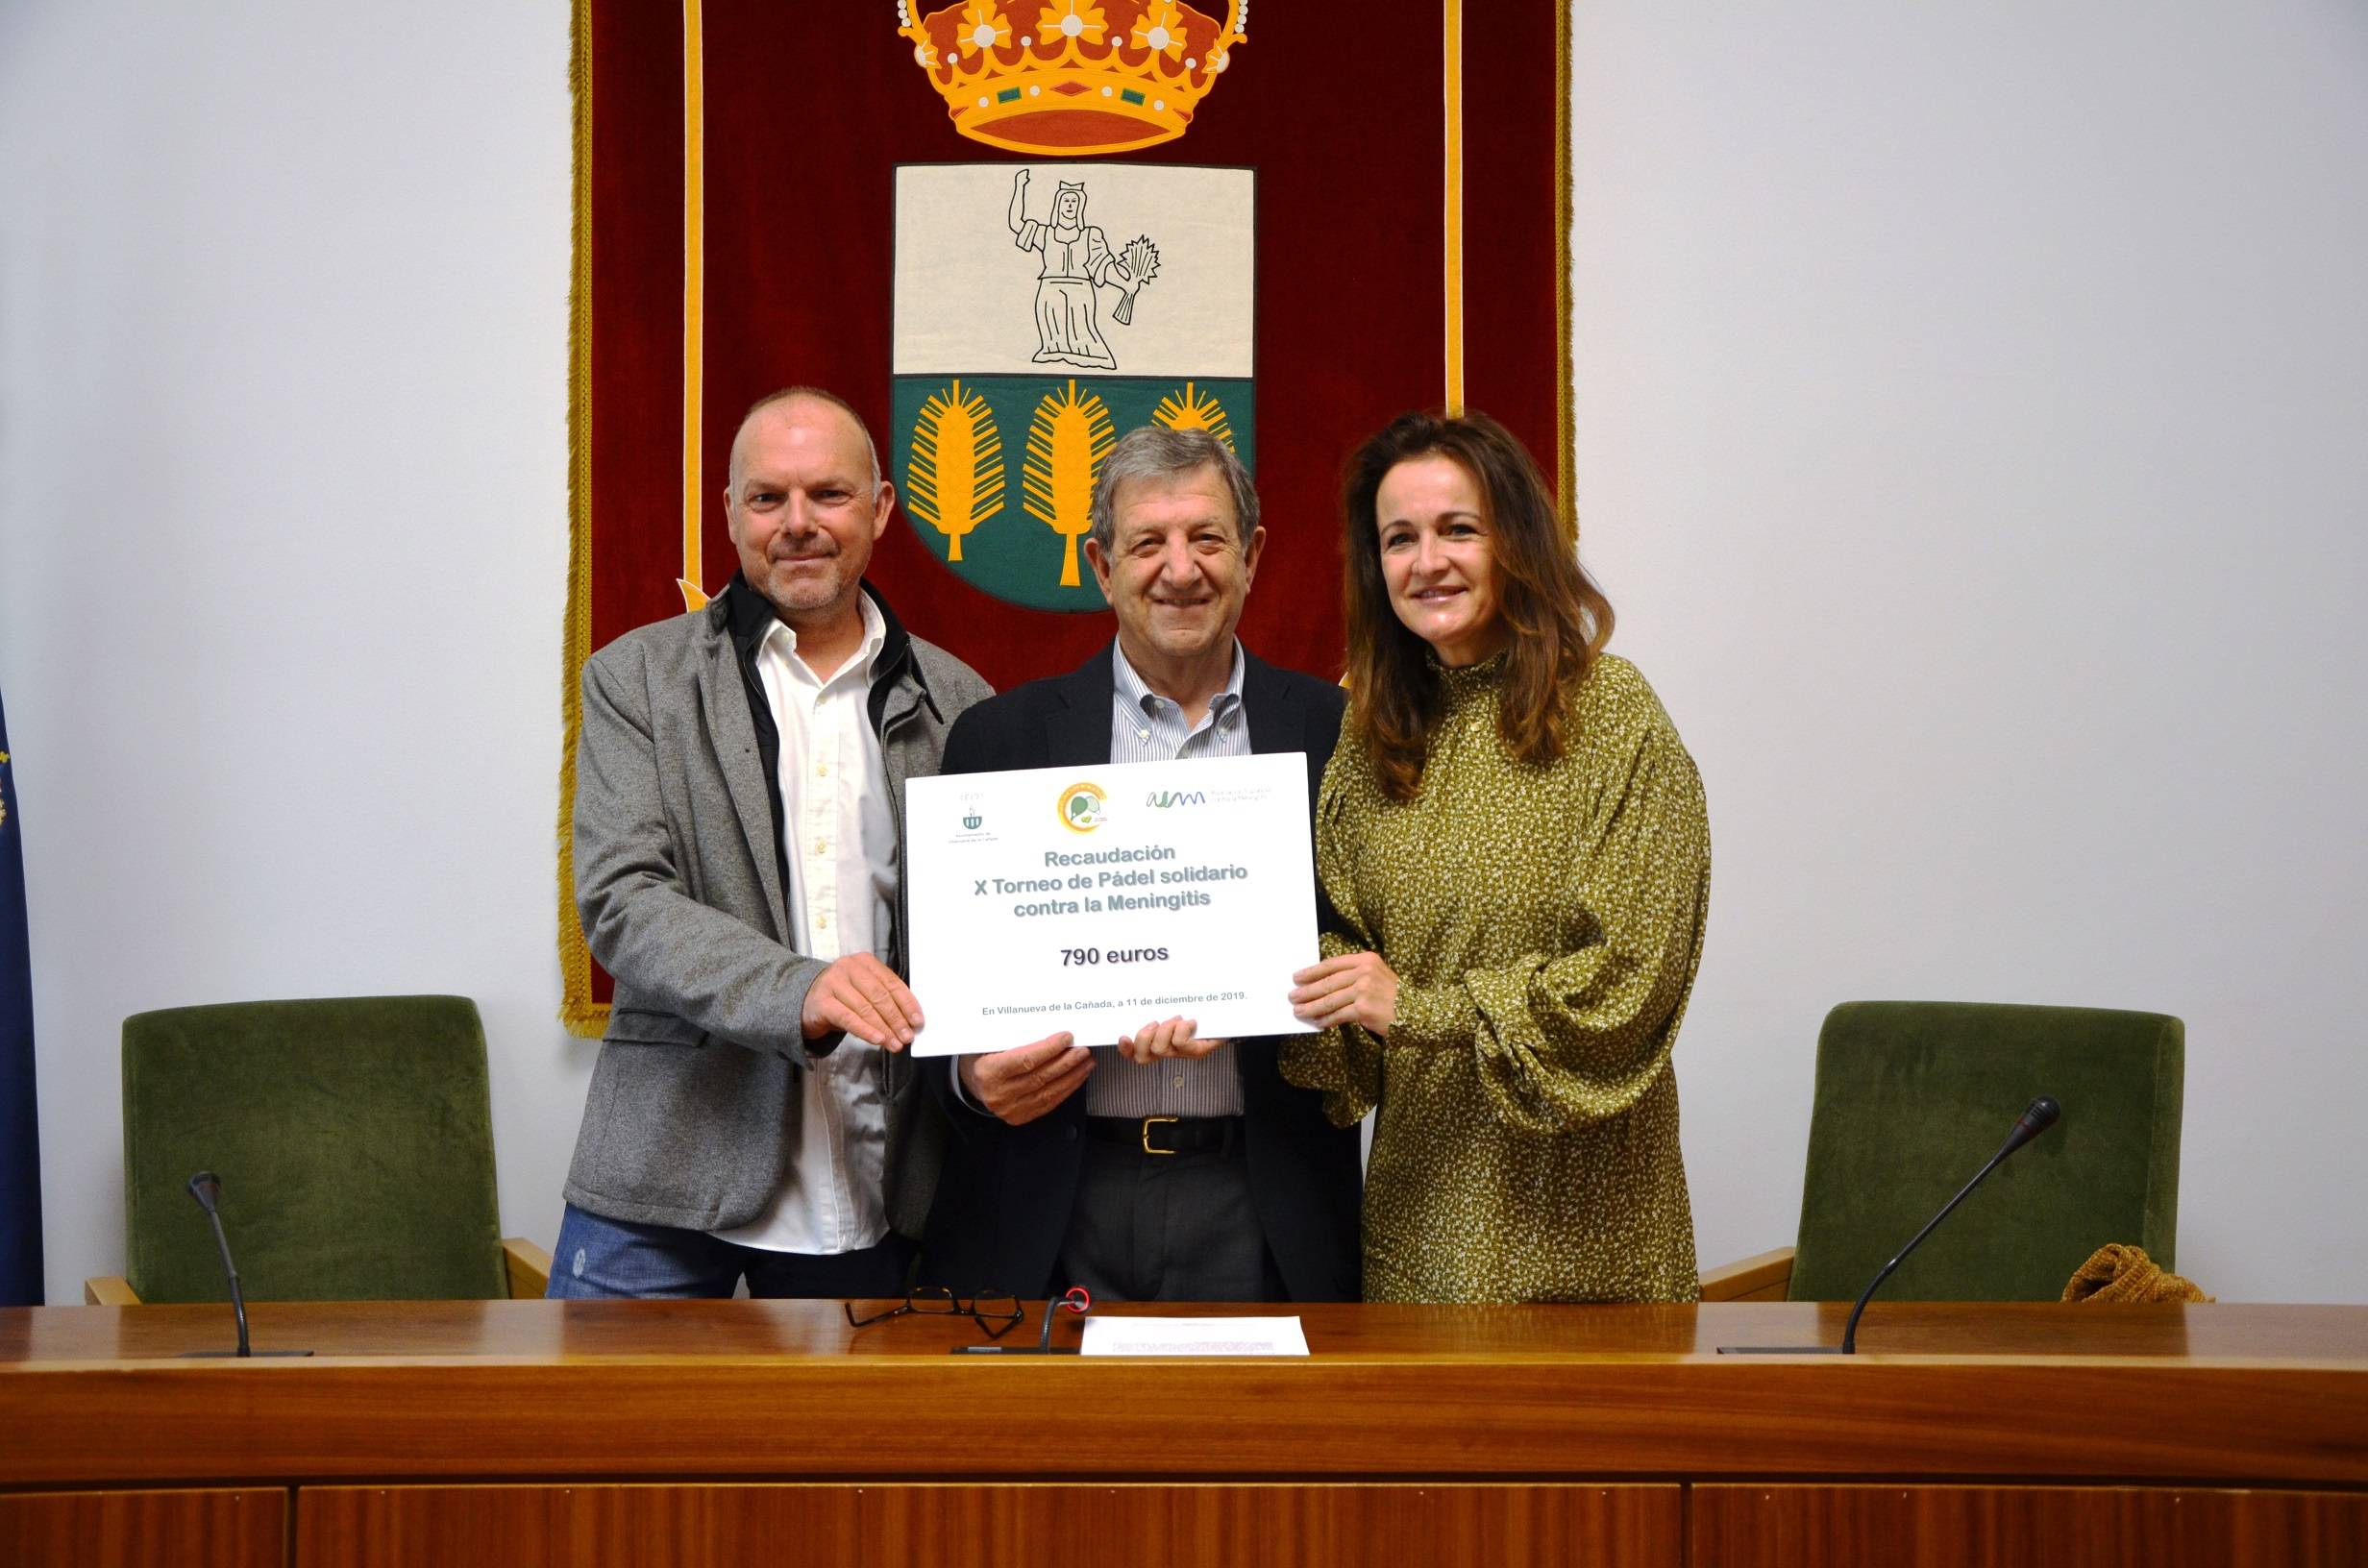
904, 753, 1319, 1056
1078, 1316, 1312, 1357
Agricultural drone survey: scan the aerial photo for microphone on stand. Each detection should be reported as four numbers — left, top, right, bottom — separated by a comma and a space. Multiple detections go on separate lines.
1037, 1286, 1092, 1353
952, 1286, 1092, 1355
180, 1172, 311, 1359
1719, 1096, 2061, 1356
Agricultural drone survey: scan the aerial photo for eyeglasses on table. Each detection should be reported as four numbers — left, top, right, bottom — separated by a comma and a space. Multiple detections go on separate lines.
843, 1285, 1024, 1341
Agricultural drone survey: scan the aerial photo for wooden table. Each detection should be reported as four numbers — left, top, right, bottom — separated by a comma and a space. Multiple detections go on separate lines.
4, 1300, 2364, 1566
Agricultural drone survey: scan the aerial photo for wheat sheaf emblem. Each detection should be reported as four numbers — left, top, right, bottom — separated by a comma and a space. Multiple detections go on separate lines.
905, 380, 1005, 564
1151, 381, 1235, 449
1024, 380, 1115, 589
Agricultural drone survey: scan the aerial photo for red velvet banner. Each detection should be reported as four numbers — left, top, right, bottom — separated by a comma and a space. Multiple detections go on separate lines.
562, 1, 1569, 1029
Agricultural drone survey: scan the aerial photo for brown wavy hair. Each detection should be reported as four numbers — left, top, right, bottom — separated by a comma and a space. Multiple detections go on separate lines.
1341, 410, 1616, 801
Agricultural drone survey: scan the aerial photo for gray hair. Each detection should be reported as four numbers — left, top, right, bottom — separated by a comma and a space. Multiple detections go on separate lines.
1086, 426, 1259, 553
727, 385, 882, 495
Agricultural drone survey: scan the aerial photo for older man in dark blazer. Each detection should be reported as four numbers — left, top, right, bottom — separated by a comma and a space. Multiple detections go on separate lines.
920, 427, 1361, 1305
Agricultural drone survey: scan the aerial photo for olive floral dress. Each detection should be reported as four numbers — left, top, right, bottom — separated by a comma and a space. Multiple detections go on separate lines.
1283, 653, 1711, 1303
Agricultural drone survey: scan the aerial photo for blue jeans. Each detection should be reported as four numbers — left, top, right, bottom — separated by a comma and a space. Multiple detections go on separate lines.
547, 1203, 918, 1300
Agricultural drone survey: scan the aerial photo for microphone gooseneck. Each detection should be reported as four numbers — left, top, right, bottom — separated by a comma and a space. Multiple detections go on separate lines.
1715, 1095, 2063, 1357
952, 1286, 1095, 1355
185, 1170, 252, 1358
1039, 1286, 1093, 1352
1836, 1096, 2061, 1354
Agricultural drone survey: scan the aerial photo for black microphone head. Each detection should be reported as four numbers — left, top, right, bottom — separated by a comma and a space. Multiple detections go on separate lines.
185, 1171, 222, 1213
2025, 1096, 2061, 1133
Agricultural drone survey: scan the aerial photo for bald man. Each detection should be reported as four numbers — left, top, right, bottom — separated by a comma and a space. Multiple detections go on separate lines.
553, 387, 991, 1299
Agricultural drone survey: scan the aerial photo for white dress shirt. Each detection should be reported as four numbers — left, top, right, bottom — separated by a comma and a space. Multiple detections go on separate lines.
711, 596, 896, 1254
1089, 641, 1249, 1117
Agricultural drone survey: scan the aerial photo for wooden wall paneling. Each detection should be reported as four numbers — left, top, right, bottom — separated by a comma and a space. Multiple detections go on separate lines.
297, 1484, 865, 1568
0, 1487, 284, 1568
867, 1482, 1685, 1568
1690, 1484, 2368, 1568
296, 1482, 1683, 1568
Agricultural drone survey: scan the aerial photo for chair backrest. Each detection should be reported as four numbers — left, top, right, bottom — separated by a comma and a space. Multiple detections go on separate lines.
1788, 1000, 2183, 1303
121, 994, 507, 1303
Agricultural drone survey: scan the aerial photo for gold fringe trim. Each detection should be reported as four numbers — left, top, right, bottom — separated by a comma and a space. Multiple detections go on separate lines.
677, 0, 707, 610
558, 0, 606, 1039
1443, 0, 1464, 412
1556, 0, 1575, 542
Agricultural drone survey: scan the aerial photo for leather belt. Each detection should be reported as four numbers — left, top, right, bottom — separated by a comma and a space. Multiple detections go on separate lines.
1085, 1115, 1244, 1157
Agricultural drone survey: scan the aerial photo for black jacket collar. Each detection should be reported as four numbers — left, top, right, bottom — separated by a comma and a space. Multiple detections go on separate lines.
1045, 639, 1308, 765
723, 571, 912, 667
719, 572, 931, 726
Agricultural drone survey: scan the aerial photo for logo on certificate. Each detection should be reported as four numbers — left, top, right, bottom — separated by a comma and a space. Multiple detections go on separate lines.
952, 790, 996, 842
1057, 781, 1107, 833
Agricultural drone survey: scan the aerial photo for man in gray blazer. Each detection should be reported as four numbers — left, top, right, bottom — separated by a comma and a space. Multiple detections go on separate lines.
552, 386, 991, 1298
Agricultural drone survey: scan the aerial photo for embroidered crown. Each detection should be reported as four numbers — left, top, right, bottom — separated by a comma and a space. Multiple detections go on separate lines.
896, 1, 1248, 156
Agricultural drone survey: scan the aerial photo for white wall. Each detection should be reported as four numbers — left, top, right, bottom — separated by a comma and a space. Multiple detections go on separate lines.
2, 2, 2361, 1305
1574, 3, 2368, 1298
0, 0, 582, 1306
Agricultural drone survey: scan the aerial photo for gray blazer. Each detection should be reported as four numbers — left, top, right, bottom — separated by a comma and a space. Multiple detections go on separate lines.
562, 584, 991, 1237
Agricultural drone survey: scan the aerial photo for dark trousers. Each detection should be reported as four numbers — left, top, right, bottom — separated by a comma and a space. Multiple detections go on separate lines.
1053, 1136, 1288, 1303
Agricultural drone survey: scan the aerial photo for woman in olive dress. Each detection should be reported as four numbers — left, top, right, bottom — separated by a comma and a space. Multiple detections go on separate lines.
1285, 410, 1710, 1304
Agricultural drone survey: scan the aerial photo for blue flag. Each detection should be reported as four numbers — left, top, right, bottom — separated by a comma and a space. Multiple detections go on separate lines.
0, 689, 42, 1305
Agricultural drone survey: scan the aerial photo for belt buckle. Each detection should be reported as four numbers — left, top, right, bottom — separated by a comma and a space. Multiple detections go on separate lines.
1141, 1115, 1179, 1156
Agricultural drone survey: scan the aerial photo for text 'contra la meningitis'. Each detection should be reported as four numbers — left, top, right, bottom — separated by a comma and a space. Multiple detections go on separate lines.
974, 845, 1250, 917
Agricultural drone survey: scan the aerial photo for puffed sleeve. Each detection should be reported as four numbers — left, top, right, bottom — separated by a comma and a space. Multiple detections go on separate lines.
1083, 226, 1116, 283
1392, 710, 1710, 1137
1279, 751, 1389, 1128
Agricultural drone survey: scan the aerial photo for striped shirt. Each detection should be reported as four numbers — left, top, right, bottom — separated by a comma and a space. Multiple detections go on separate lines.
1089, 641, 1249, 1118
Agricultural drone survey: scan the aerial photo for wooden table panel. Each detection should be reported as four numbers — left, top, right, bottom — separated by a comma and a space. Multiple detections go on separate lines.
1691, 1485, 2368, 1568
3, 1354, 2363, 1486
5, 1304, 2366, 1490
0, 1487, 284, 1568
297, 1482, 1681, 1568
14, 1298, 2368, 1364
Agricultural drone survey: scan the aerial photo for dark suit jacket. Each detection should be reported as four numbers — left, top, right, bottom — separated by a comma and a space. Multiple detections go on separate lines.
918, 644, 1363, 1302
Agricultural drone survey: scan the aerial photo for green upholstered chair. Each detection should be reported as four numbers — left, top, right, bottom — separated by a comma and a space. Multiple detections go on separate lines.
1700, 1001, 2183, 1303
84, 994, 550, 1305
